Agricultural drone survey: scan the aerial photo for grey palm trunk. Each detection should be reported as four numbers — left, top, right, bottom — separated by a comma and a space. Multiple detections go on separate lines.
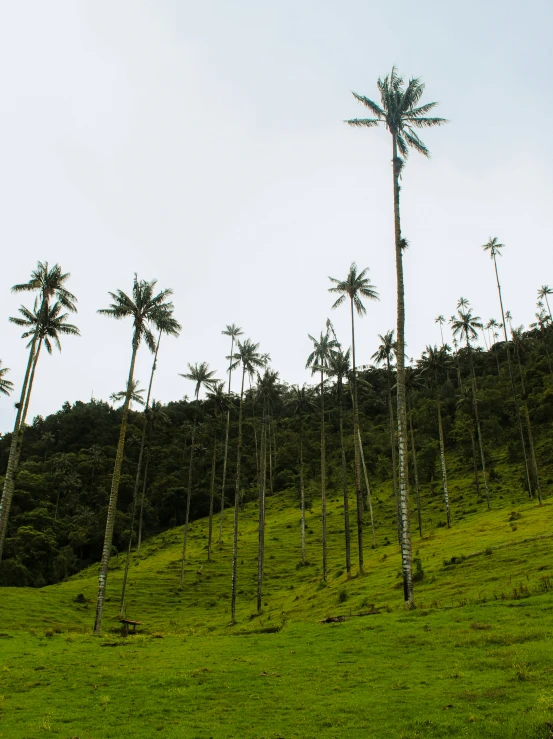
392, 134, 413, 607
319, 368, 328, 582
119, 333, 161, 618
386, 356, 401, 545
218, 334, 236, 544
180, 410, 198, 586
436, 400, 451, 528
207, 429, 218, 562
137, 452, 150, 554
0, 330, 40, 560
514, 343, 542, 503
230, 368, 246, 624
358, 428, 376, 548
466, 340, 491, 509
337, 383, 352, 578
94, 334, 139, 635
349, 299, 364, 574
491, 254, 533, 499
299, 417, 306, 565
257, 405, 268, 612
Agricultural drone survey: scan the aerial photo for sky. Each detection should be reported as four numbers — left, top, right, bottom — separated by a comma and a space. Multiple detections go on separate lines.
1, 0, 552, 432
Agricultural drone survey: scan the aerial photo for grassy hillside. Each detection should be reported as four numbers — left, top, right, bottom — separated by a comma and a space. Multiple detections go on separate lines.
1, 479, 553, 738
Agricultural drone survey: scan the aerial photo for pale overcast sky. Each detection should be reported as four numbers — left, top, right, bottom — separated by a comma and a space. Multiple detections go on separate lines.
1, 0, 552, 432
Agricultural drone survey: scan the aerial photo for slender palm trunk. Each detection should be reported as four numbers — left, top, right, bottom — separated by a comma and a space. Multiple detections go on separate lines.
392, 134, 413, 606
230, 368, 246, 624
515, 345, 542, 503
94, 332, 139, 634
338, 385, 351, 579
492, 256, 533, 498
470, 426, 480, 499
467, 340, 490, 510
437, 401, 451, 528
207, 427, 218, 562
137, 451, 150, 554
320, 369, 327, 582
350, 299, 364, 573
218, 335, 236, 544
257, 404, 267, 612
386, 360, 401, 545
358, 428, 376, 548
119, 334, 161, 615
180, 408, 198, 586
408, 403, 422, 538
0, 330, 40, 560
299, 417, 306, 565
268, 418, 274, 497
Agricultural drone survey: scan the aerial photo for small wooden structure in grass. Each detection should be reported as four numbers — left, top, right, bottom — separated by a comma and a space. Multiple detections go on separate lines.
120, 618, 143, 636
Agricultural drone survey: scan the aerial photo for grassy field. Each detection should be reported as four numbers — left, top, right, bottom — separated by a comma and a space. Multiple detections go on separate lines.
1, 471, 553, 738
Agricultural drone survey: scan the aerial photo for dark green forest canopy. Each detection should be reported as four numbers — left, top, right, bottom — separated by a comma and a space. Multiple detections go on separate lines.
1, 322, 553, 588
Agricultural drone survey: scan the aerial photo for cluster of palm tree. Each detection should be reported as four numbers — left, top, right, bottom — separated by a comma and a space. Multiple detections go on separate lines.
4, 69, 550, 629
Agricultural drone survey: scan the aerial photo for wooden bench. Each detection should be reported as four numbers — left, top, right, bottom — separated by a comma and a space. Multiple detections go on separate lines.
120, 618, 143, 636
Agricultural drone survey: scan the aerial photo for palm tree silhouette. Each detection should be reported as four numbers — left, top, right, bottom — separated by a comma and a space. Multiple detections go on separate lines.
329, 262, 379, 574
537, 286, 553, 321
178, 362, 219, 585
229, 339, 266, 623
0, 299, 79, 559
482, 237, 533, 499
347, 70, 445, 605
94, 275, 174, 634
306, 329, 339, 582
1, 262, 77, 560
451, 308, 490, 509
218, 324, 243, 544
435, 315, 446, 347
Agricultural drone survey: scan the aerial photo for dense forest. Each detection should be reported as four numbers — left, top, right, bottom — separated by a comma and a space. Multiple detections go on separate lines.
1, 312, 552, 591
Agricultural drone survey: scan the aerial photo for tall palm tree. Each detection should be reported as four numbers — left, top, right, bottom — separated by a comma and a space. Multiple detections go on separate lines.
347, 71, 445, 604
327, 349, 353, 578
418, 346, 452, 527
451, 308, 491, 509
306, 329, 339, 582
287, 385, 316, 565
218, 324, 243, 544
435, 315, 445, 347
371, 331, 401, 543
0, 362, 14, 397
205, 382, 233, 562
119, 317, 180, 617
483, 237, 533, 498
0, 300, 79, 559
329, 262, 379, 574
511, 326, 542, 503
229, 339, 266, 624
530, 307, 553, 377
0, 263, 77, 561
94, 276, 174, 635
538, 286, 553, 321
254, 368, 281, 611
178, 362, 219, 585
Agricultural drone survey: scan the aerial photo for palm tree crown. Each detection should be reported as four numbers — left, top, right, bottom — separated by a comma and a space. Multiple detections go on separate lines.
0, 362, 14, 397
371, 330, 396, 367
346, 67, 447, 161
231, 339, 268, 379
12, 261, 77, 314
328, 263, 379, 315
451, 309, 483, 347
110, 380, 145, 408
180, 362, 219, 400
10, 300, 80, 353
98, 276, 175, 353
482, 237, 505, 259
306, 331, 339, 375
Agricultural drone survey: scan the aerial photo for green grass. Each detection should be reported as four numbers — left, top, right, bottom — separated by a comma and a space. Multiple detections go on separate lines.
1, 474, 553, 738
